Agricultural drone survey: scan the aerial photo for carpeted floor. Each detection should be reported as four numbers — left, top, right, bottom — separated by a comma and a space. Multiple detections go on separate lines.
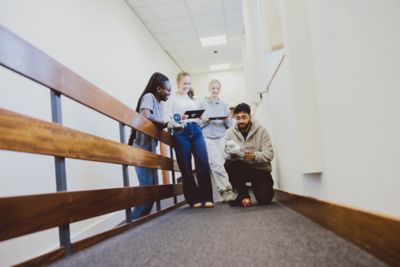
51, 202, 387, 267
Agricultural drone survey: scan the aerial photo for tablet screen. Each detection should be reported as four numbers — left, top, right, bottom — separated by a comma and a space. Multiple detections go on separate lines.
184, 109, 205, 118
209, 116, 228, 120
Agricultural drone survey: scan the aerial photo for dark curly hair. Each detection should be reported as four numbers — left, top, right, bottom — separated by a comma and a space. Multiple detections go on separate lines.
233, 103, 251, 115
128, 72, 169, 145
135, 72, 169, 112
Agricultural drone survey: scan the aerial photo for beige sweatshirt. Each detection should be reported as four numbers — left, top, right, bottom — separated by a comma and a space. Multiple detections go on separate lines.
224, 119, 274, 172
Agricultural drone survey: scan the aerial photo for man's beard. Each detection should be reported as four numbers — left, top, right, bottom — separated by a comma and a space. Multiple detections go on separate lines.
238, 122, 251, 132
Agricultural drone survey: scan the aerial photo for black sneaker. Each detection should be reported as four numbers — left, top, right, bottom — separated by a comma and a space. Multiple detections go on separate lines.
229, 197, 242, 207
228, 195, 246, 207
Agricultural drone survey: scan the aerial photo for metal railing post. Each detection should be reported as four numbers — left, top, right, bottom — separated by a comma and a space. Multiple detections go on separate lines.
50, 90, 72, 256
169, 145, 177, 204
119, 123, 132, 223
152, 139, 161, 212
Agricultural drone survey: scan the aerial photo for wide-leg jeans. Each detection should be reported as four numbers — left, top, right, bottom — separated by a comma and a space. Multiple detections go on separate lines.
173, 122, 213, 205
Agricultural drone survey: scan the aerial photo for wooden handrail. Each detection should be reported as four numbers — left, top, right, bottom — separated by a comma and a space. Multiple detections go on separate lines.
0, 108, 179, 171
0, 184, 183, 242
0, 25, 173, 145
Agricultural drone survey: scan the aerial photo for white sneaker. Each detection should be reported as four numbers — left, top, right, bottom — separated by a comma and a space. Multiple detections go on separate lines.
218, 191, 226, 203
223, 189, 236, 202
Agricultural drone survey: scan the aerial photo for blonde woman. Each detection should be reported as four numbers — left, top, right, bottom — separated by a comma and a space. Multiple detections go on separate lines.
168, 71, 214, 208
200, 79, 235, 202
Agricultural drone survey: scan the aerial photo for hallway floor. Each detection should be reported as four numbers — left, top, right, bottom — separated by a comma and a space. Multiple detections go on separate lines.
51, 202, 387, 267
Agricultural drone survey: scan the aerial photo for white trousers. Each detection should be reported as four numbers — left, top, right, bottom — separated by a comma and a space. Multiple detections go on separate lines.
205, 137, 232, 192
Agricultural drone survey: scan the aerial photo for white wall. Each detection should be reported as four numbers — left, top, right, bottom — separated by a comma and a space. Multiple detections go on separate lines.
255, 0, 400, 218
0, 0, 179, 265
191, 69, 247, 107
279, 1, 323, 174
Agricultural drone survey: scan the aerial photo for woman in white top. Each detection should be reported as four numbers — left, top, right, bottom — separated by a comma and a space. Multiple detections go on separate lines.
200, 79, 235, 203
169, 71, 213, 208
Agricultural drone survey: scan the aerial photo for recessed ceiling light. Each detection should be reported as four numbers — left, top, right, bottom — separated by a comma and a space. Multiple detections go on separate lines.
200, 35, 226, 47
209, 63, 230, 71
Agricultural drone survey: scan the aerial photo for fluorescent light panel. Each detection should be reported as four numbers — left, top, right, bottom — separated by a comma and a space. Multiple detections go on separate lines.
209, 63, 230, 71
200, 35, 226, 47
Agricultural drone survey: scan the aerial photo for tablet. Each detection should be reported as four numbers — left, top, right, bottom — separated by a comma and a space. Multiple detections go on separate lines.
209, 116, 228, 120
184, 109, 205, 119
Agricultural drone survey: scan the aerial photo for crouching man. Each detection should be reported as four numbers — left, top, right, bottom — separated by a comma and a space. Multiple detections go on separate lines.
224, 103, 274, 207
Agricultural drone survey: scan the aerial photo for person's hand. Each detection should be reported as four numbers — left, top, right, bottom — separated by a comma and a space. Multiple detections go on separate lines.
225, 140, 244, 158
167, 118, 184, 130
244, 151, 255, 161
181, 114, 189, 120
175, 124, 184, 130
202, 116, 211, 123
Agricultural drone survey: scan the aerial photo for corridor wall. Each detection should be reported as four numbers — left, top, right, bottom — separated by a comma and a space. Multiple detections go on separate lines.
255, 0, 400, 218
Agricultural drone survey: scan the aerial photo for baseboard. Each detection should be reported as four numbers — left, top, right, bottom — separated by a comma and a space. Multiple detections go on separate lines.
274, 189, 400, 267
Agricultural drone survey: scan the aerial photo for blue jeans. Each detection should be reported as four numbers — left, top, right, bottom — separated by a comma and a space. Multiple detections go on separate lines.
173, 122, 213, 205
131, 143, 157, 219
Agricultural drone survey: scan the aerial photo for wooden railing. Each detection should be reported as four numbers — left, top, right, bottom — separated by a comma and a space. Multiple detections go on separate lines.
0, 25, 183, 266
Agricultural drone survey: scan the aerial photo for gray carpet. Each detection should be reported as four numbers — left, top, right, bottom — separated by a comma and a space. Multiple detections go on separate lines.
52, 203, 387, 267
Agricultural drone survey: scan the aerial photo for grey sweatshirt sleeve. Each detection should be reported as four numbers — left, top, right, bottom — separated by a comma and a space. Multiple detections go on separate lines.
253, 128, 274, 163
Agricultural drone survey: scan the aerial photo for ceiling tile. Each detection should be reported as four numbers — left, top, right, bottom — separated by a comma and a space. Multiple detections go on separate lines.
161, 42, 177, 52
192, 13, 224, 28
223, 0, 242, 11
145, 21, 165, 34
128, 0, 245, 74
149, 1, 189, 20
127, 0, 147, 8
197, 25, 226, 37
204, 47, 241, 60
159, 17, 194, 32
185, 0, 223, 15
171, 39, 203, 50
145, 0, 179, 4
227, 34, 242, 43
134, 7, 155, 22
172, 51, 207, 62
224, 10, 243, 24
167, 29, 197, 42
226, 21, 244, 34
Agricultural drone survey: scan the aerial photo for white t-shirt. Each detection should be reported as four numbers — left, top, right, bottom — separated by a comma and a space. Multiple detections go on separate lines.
168, 93, 198, 119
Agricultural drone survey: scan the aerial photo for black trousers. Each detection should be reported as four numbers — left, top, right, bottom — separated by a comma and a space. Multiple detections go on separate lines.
224, 160, 274, 204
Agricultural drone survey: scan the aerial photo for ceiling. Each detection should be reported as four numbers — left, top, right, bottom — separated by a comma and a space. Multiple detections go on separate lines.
126, 0, 244, 74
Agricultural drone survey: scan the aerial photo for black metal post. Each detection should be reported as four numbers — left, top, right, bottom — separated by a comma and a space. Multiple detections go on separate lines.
152, 139, 161, 212
119, 123, 132, 223
169, 145, 177, 204
50, 90, 72, 256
